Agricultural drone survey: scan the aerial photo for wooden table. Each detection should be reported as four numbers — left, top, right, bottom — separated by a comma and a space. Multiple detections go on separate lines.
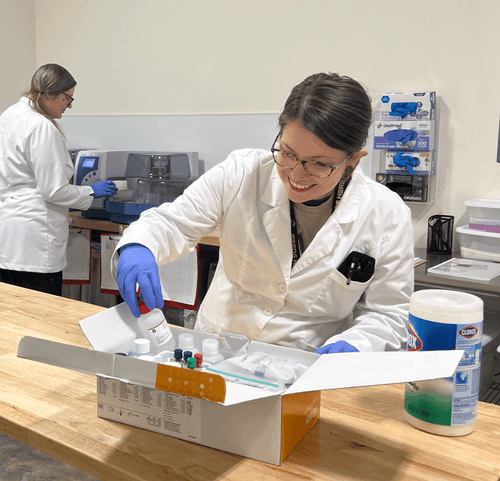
69, 211, 221, 246
1, 283, 500, 481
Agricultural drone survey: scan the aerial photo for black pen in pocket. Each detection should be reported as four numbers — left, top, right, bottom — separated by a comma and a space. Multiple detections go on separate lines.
338, 251, 375, 285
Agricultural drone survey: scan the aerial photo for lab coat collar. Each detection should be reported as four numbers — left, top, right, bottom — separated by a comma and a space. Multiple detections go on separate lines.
261, 165, 288, 208
19, 97, 32, 109
332, 168, 365, 225
261, 166, 292, 279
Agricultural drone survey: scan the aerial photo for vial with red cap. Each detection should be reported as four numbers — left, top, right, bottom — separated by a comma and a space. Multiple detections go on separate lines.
137, 301, 176, 354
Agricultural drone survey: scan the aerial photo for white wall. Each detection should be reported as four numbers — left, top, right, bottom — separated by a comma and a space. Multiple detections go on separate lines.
0, 0, 36, 112
5, 0, 500, 249
59, 113, 281, 172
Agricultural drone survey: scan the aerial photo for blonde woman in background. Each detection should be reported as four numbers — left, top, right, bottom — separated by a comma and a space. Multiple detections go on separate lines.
0, 64, 117, 295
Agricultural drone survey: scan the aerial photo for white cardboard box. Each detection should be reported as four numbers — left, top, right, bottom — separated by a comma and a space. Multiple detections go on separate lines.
17, 303, 464, 465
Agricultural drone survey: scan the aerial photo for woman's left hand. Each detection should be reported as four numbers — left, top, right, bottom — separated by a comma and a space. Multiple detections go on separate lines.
315, 340, 359, 354
91, 180, 118, 198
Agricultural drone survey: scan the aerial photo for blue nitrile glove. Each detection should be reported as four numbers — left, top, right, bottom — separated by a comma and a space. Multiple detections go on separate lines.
393, 151, 420, 175
389, 102, 418, 119
315, 340, 359, 354
116, 244, 164, 318
91, 180, 118, 198
383, 129, 419, 144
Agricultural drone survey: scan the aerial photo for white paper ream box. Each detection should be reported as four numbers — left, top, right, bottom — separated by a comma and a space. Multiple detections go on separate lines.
17, 303, 464, 465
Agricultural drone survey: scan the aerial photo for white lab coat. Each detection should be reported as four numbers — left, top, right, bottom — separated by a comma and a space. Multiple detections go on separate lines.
0, 98, 94, 272
112, 149, 414, 352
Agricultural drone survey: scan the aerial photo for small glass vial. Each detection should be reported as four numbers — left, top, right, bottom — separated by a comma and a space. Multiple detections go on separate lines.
183, 351, 193, 365
178, 333, 199, 354
194, 353, 204, 368
202, 338, 224, 365
137, 302, 176, 354
173, 348, 183, 364
162, 349, 184, 366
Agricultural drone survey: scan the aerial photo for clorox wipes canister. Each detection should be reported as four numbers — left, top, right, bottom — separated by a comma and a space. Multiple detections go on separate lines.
404, 289, 483, 436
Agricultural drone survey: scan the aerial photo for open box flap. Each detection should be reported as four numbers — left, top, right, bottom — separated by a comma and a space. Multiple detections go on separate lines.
285, 350, 464, 395
17, 336, 464, 406
17, 336, 158, 387
78, 303, 138, 353
79, 302, 219, 354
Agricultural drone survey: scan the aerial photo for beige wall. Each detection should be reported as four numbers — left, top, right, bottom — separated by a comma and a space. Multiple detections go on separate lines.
3, 0, 500, 248
0, 0, 36, 112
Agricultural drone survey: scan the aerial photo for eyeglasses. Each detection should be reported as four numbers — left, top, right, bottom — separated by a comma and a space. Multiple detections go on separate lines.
271, 138, 353, 178
62, 92, 74, 106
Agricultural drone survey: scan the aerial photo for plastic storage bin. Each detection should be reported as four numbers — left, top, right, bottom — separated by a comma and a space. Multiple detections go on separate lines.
465, 199, 500, 233
456, 225, 500, 261
479, 318, 500, 401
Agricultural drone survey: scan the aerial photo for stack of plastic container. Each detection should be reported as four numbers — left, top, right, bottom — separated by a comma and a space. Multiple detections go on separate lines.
457, 199, 500, 261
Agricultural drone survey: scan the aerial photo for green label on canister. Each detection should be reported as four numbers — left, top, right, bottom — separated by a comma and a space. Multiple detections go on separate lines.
404, 313, 482, 427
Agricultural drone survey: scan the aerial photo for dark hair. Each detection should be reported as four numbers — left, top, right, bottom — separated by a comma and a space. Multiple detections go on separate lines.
23, 64, 77, 132
278, 72, 372, 154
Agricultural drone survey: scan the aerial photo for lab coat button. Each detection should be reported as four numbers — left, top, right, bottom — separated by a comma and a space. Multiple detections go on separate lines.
263, 307, 272, 316
278, 284, 287, 293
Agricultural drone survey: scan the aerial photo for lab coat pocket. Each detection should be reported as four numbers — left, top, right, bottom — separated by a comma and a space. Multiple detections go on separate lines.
309, 268, 370, 319
196, 309, 222, 334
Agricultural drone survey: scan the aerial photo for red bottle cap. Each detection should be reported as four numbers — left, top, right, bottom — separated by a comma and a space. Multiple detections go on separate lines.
194, 353, 203, 367
138, 301, 151, 315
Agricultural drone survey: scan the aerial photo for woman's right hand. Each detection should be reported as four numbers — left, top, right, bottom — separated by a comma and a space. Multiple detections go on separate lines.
116, 244, 164, 317
91, 180, 118, 198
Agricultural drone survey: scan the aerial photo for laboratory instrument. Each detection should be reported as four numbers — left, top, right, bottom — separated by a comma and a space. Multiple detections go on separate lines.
73, 150, 202, 223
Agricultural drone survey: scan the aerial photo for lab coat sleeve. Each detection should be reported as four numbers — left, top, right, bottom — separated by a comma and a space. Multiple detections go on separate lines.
324, 209, 414, 352
27, 121, 94, 210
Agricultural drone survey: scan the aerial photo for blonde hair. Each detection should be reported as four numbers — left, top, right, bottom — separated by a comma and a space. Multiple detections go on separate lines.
23, 63, 77, 135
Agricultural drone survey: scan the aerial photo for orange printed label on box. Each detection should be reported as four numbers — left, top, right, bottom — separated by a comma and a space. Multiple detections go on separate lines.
155, 364, 226, 403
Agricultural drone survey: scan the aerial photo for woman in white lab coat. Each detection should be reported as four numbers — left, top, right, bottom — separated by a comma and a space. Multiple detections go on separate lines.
0, 64, 117, 296
113, 73, 414, 353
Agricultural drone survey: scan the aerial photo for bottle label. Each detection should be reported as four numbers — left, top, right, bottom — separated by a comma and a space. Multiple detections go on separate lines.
148, 319, 173, 347
404, 314, 482, 427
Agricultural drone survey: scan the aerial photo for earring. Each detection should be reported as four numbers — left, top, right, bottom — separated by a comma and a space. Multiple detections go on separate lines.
341, 165, 354, 181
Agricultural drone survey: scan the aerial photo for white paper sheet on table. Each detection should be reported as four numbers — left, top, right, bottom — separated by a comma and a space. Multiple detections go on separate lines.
158, 249, 198, 305
100, 234, 121, 291
63, 227, 91, 281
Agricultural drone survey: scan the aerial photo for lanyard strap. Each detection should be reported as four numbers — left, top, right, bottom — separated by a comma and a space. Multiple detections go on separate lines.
290, 177, 351, 268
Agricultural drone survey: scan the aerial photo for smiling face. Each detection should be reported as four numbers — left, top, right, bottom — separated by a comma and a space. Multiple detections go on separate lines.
276, 121, 366, 203
43, 88, 75, 119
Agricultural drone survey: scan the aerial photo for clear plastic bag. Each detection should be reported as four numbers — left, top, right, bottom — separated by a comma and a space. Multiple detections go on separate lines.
206, 352, 309, 392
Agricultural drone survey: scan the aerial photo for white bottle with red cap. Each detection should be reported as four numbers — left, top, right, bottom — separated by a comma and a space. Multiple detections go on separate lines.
137, 301, 176, 354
